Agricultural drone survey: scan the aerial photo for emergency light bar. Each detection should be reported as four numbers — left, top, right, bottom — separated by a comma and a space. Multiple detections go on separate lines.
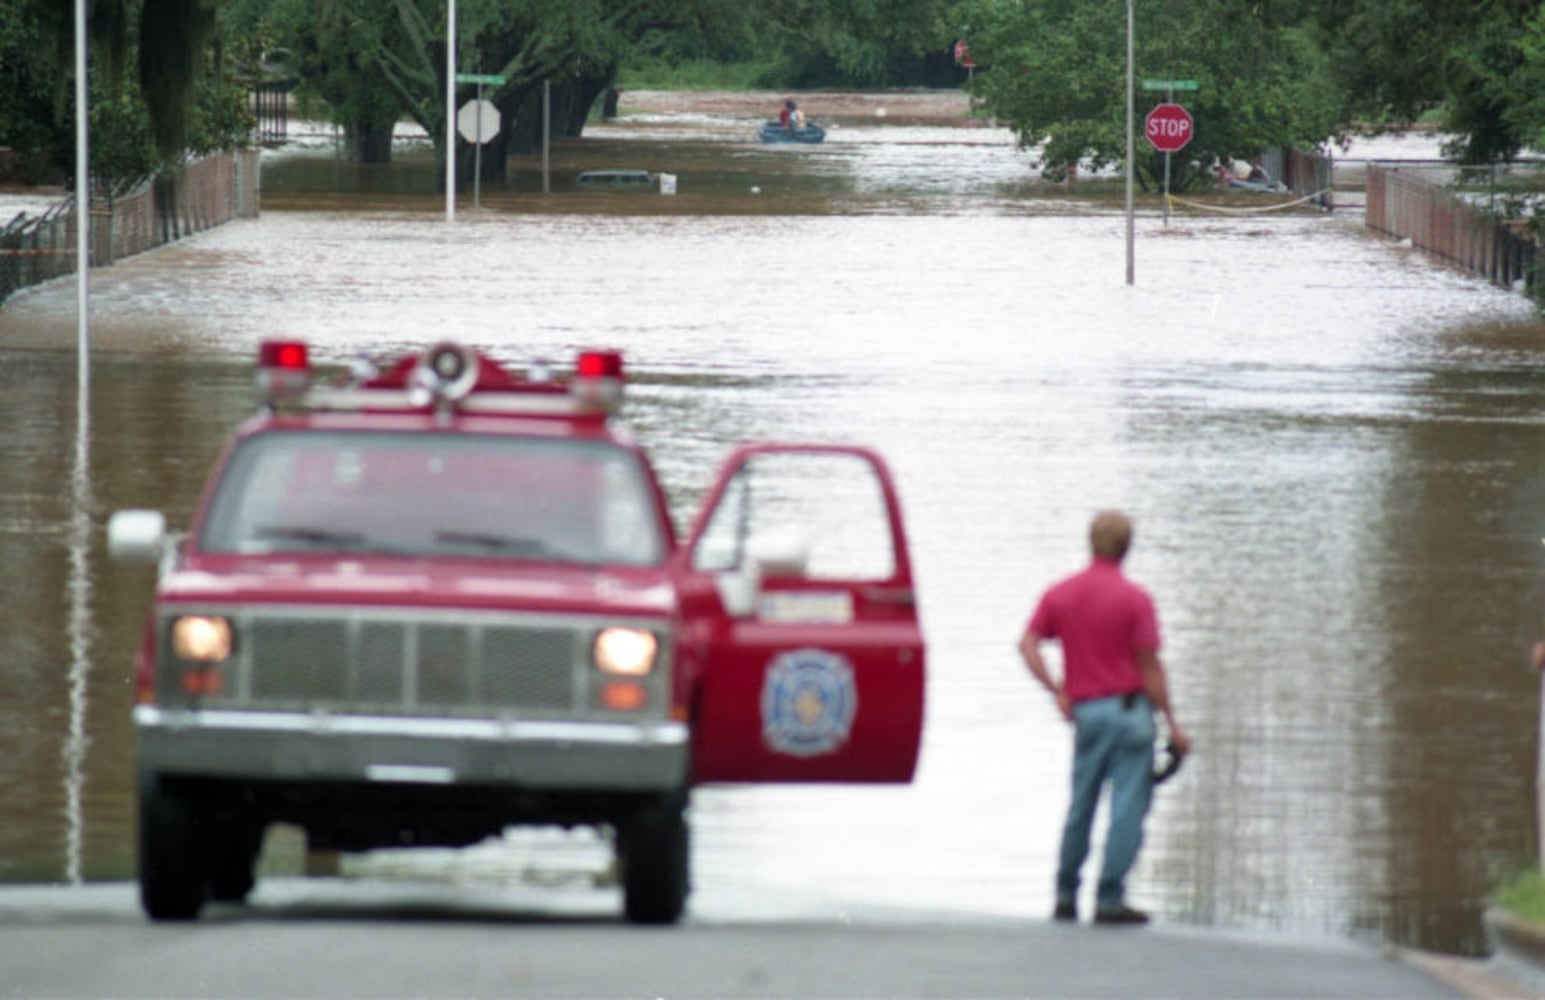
254, 340, 627, 418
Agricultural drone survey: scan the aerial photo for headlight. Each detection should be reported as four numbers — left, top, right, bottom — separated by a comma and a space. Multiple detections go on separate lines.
594, 628, 657, 676
170, 616, 234, 663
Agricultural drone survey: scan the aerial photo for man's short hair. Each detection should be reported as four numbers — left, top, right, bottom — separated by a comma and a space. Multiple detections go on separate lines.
1090, 510, 1132, 560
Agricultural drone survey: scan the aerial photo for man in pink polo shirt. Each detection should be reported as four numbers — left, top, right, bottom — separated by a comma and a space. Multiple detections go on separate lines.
1019, 510, 1190, 926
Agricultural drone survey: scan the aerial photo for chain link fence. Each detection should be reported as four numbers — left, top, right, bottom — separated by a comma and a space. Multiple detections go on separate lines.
0, 199, 78, 304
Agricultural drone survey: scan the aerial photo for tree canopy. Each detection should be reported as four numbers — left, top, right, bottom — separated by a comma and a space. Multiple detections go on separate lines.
0, 0, 252, 184
954, 0, 1545, 175
8, 0, 1545, 188
955, 0, 1346, 183
232, 0, 962, 167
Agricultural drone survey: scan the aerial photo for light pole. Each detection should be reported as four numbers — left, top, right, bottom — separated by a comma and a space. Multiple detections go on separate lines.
444, 0, 456, 221
75, 0, 89, 373
1124, 0, 1135, 286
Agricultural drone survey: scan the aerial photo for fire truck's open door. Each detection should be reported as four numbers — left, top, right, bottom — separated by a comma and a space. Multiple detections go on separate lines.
678, 444, 925, 783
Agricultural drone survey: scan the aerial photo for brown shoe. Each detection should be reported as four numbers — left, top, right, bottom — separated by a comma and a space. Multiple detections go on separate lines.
1093, 905, 1149, 926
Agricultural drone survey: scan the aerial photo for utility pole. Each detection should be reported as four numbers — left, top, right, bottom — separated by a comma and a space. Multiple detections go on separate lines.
1124, 0, 1135, 286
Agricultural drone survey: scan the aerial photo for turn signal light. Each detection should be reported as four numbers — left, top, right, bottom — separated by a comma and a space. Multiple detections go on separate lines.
181, 668, 225, 698
599, 680, 647, 711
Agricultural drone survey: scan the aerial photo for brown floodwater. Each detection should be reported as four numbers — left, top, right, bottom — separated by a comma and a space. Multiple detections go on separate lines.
2, 93, 1544, 954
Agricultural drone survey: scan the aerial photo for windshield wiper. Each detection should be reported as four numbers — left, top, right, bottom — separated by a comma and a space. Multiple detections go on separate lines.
251, 524, 416, 556
433, 530, 597, 564
256, 525, 368, 548
433, 530, 551, 555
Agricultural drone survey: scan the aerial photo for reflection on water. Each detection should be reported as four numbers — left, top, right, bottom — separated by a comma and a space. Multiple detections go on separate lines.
63, 363, 91, 885
2, 99, 1544, 954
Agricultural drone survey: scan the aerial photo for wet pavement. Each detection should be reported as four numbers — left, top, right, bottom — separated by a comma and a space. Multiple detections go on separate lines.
0, 881, 1489, 999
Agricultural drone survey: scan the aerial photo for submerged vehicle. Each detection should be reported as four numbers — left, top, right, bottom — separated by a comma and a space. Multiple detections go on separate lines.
109, 341, 925, 925
576, 169, 656, 188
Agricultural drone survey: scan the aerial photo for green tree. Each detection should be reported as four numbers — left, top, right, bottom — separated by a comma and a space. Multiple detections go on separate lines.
953, 0, 1346, 186
766, 0, 956, 87
223, 0, 964, 174
268, 0, 797, 177
0, 0, 252, 184
0, 0, 66, 180
1318, 0, 1541, 164
138, 0, 223, 157
1509, 5, 1545, 153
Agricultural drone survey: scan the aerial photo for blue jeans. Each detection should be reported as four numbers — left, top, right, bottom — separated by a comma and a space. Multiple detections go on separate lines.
1056, 694, 1155, 911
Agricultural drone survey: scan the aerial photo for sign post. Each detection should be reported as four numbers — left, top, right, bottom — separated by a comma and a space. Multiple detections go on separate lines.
1142, 80, 1198, 224
1144, 101, 1194, 224
455, 73, 504, 210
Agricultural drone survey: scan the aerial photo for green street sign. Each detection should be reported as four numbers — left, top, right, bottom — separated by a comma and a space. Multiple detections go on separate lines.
1142, 78, 1199, 91
456, 73, 506, 86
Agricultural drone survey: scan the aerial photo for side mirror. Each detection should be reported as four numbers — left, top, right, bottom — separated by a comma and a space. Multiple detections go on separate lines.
107, 510, 167, 565
711, 530, 810, 619
714, 563, 761, 619
748, 528, 810, 578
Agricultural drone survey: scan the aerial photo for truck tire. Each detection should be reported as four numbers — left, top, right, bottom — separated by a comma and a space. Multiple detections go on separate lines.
138, 773, 208, 921
209, 819, 263, 903
621, 796, 689, 925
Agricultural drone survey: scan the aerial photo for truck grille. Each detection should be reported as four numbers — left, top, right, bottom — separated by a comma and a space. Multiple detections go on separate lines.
157, 607, 667, 720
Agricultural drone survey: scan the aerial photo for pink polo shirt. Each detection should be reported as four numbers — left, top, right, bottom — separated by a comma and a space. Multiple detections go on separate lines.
1025, 557, 1160, 704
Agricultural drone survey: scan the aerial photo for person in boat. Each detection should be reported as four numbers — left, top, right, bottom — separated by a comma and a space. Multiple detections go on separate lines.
779, 99, 795, 128
790, 102, 806, 129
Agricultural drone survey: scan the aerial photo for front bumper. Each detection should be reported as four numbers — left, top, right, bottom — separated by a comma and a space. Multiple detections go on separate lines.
135, 705, 690, 791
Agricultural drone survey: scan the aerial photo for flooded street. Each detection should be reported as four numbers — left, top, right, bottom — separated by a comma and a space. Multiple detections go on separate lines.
3, 91, 1544, 956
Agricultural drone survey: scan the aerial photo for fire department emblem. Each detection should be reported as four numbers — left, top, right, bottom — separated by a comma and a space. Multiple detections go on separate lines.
761, 648, 857, 758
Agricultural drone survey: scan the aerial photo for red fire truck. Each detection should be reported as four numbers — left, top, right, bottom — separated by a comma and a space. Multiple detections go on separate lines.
108, 342, 925, 924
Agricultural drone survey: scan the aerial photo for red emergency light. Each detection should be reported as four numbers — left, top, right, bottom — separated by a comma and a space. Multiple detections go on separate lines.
259, 340, 309, 371
572, 349, 625, 412
576, 350, 624, 380
256, 339, 312, 406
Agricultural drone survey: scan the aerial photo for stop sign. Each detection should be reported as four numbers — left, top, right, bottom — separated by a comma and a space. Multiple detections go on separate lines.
456, 100, 501, 144
1144, 103, 1193, 153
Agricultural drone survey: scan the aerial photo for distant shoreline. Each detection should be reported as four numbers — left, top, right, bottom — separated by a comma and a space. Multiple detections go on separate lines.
616, 88, 978, 127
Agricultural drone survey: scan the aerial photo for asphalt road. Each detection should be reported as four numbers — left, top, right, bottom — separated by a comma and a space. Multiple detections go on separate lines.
0, 880, 1519, 999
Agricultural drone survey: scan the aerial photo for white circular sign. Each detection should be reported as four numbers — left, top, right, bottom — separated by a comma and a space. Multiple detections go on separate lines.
456, 100, 500, 144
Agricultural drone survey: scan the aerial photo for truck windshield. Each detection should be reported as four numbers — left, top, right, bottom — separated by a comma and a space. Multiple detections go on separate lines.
198, 430, 667, 567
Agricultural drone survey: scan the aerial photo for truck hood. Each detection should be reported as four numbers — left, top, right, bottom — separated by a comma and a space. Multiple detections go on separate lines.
155, 556, 676, 619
